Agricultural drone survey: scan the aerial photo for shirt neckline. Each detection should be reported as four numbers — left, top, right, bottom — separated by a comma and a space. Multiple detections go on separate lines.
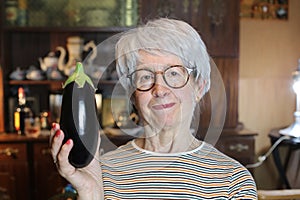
131, 139, 205, 156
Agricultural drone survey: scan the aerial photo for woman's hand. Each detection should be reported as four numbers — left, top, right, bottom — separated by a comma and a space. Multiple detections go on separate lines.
49, 123, 104, 199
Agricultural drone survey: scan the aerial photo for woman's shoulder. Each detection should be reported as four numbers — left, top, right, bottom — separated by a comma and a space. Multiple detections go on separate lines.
195, 142, 256, 184
195, 142, 247, 168
100, 140, 135, 159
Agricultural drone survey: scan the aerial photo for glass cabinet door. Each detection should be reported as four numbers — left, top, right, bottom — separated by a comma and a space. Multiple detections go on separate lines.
3, 0, 139, 28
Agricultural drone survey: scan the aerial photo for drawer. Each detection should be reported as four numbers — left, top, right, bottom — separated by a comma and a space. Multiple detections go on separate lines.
0, 143, 27, 161
216, 136, 255, 158
33, 142, 52, 161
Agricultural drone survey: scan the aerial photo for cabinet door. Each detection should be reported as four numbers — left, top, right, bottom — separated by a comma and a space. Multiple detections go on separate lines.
139, 0, 190, 22
33, 142, 67, 200
0, 143, 30, 200
190, 0, 239, 57
213, 58, 239, 128
139, 0, 239, 57
216, 134, 255, 166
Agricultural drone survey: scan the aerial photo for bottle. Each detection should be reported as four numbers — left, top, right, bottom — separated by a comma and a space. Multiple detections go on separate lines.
14, 87, 32, 135
5, 0, 18, 26
119, 0, 138, 26
40, 111, 50, 135
17, 0, 27, 26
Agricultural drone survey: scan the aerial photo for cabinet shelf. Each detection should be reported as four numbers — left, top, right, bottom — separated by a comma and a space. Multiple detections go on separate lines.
240, 0, 289, 20
9, 80, 64, 85
8, 79, 119, 92
8, 79, 118, 85
2, 26, 133, 33
9, 80, 64, 91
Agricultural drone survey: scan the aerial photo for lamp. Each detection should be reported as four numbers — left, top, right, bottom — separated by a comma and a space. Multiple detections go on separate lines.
279, 59, 300, 138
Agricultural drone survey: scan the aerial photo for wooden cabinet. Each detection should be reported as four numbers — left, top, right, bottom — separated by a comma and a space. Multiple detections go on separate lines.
216, 129, 257, 166
0, 0, 240, 132
0, 142, 30, 200
0, 0, 253, 144
33, 143, 67, 200
0, 134, 67, 200
0, 0, 257, 197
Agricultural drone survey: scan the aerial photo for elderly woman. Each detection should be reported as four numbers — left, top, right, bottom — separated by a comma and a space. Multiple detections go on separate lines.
50, 18, 257, 199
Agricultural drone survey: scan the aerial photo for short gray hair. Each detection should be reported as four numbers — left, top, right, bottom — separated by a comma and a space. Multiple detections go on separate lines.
115, 18, 210, 95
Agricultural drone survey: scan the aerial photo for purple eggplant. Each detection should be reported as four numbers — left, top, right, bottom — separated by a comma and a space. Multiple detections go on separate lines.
60, 62, 99, 168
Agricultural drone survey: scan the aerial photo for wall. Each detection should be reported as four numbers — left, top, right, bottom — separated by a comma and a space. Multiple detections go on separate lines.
239, 0, 300, 189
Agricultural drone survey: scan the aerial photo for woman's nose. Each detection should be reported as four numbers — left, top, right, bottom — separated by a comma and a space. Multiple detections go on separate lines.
151, 74, 170, 97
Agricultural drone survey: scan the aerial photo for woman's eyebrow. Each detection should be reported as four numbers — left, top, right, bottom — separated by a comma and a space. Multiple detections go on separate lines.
135, 64, 153, 70
136, 63, 182, 70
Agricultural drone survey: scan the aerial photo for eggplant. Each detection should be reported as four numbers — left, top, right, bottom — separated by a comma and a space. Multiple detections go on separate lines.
60, 62, 99, 168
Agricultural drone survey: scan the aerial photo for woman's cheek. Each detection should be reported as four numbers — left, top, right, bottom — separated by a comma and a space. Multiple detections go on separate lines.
134, 92, 149, 115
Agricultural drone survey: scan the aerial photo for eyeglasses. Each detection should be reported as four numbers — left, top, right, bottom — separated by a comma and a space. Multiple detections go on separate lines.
127, 65, 194, 91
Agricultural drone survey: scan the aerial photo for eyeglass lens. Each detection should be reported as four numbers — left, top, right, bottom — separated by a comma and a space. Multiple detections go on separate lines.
130, 65, 190, 91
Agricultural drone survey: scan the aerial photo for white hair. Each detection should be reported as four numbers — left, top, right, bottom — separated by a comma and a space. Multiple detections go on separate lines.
115, 18, 211, 95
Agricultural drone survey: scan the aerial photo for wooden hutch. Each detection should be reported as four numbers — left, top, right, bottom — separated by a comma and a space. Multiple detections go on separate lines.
0, 1, 256, 199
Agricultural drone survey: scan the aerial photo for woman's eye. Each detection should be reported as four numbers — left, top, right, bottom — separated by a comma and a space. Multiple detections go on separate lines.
167, 70, 183, 78
140, 75, 152, 81
166, 66, 187, 79
170, 71, 179, 76
137, 73, 153, 83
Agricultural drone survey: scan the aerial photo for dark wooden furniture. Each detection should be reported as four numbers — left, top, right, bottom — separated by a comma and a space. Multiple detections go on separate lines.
0, 1, 257, 199
0, 134, 67, 200
0, 129, 256, 200
0, 0, 240, 131
0, 138, 29, 200
258, 189, 300, 200
269, 129, 300, 189
216, 128, 257, 167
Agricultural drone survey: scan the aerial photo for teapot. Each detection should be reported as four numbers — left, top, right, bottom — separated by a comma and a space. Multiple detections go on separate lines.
39, 52, 58, 72
56, 36, 97, 76
39, 52, 64, 80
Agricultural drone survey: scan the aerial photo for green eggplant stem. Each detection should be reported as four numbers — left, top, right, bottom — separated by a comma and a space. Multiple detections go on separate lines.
62, 62, 95, 90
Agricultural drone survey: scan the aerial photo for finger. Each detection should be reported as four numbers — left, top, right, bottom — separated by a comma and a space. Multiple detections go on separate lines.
57, 139, 76, 177
49, 123, 60, 146
51, 129, 64, 163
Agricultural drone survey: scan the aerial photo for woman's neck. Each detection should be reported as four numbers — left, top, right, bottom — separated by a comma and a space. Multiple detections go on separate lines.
135, 129, 201, 153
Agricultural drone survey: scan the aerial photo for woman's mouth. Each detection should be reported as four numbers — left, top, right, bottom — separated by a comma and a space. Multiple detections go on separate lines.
152, 103, 175, 110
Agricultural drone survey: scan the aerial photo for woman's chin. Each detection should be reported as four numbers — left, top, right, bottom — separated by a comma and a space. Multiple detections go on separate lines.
149, 119, 181, 132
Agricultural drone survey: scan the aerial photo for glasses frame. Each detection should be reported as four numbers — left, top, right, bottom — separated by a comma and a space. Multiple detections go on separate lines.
127, 65, 195, 91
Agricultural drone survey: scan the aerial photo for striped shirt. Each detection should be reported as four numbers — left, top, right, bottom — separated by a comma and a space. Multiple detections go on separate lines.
100, 140, 257, 199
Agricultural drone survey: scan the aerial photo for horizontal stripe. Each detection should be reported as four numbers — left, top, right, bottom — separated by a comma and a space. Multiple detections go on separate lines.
100, 140, 257, 199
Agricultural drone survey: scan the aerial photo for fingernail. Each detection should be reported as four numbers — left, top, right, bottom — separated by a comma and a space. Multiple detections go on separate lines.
52, 123, 57, 129
55, 130, 61, 137
66, 139, 72, 145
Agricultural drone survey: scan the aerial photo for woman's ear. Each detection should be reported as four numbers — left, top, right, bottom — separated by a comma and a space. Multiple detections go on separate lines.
194, 79, 206, 103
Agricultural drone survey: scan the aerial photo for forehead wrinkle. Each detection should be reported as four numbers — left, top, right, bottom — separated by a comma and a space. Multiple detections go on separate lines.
136, 51, 183, 71
136, 63, 184, 71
